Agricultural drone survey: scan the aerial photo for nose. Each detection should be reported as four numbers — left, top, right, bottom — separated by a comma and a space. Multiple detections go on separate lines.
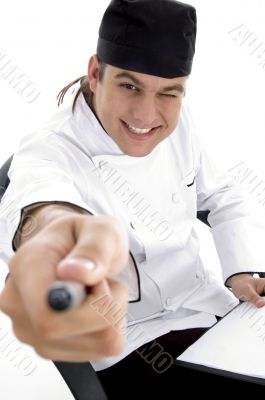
131, 94, 158, 127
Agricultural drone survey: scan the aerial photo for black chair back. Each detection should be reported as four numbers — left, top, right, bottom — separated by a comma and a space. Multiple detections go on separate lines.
0, 155, 13, 202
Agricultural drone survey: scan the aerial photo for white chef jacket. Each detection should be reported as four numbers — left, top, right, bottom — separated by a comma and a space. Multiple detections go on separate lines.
1, 91, 265, 371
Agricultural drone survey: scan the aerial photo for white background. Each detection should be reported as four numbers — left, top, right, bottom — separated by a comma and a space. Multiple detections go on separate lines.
0, 0, 265, 169
0, 2, 265, 396
0, 2, 265, 275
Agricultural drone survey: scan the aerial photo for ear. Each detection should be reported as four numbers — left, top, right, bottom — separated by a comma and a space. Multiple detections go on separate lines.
88, 54, 100, 93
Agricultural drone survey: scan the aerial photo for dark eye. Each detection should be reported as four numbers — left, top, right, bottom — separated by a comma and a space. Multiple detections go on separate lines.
120, 83, 138, 91
161, 93, 178, 99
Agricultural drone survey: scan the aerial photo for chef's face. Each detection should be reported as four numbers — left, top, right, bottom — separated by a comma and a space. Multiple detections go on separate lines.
88, 55, 187, 157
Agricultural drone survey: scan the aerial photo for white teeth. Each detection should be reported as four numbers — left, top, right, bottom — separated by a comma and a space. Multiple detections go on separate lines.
125, 123, 152, 135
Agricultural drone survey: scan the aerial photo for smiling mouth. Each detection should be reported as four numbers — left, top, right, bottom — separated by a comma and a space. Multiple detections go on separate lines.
122, 120, 158, 136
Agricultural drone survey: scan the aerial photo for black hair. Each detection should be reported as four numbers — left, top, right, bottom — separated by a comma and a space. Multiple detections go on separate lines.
57, 59, 107, 113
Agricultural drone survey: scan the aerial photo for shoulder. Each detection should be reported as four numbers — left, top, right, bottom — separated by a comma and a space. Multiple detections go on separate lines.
17, 93, 96, 156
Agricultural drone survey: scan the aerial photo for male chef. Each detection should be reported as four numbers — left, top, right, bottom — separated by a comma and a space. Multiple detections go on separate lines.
0, 0, 265, 397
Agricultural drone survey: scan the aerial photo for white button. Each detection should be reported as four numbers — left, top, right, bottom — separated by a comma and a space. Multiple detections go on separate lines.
98, 160, 107, 169
166, 297, 172, 306
130, 221, 135, 230
171, 193, 179, 204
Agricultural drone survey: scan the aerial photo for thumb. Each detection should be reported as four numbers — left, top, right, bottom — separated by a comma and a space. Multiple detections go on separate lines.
247, 289, 265, 308
255, 298, 265, 308
54, 215, 128, 285
56, 257, 106, 286
248, 278, 265, 308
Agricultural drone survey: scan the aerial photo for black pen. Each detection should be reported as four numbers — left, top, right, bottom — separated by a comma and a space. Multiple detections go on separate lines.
47, 281, 88, 312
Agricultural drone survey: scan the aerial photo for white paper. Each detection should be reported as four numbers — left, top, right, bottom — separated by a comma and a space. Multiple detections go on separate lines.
177, 301, 265, 380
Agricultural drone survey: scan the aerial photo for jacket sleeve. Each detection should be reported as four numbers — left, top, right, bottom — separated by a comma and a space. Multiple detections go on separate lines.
194, 133, 265, 284
0, 130, 98, 263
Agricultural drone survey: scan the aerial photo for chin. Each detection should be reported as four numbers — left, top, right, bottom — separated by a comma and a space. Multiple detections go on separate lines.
123, 147, 154, 157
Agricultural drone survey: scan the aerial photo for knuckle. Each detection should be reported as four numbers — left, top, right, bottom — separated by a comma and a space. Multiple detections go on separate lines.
12, 325, 32, 345
0, 294, 21, 319
105, 337, 124, 356
96, 216, 125, 242
111, 281, 129, 306
35, 346, 52, 360
117, 282, 129, 301
100, 292, 128, 322
104, 306, 125, 327
97, 326, 117, 342
98, 328, 125, 356
249, 293, 259, 302
236, 284, 251, 296
238, 294, 248, 302
33, 319, 58, 341
0, 301, 15, 317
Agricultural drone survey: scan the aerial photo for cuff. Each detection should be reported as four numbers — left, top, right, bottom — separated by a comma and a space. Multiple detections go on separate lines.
12, 200, 94, 251
225, 271, 257, 288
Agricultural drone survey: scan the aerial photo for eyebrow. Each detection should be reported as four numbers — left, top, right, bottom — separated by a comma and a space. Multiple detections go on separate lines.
114, 72, 185, 94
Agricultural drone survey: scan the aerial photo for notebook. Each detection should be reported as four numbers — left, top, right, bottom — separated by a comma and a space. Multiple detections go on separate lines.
176, 301, 265, 385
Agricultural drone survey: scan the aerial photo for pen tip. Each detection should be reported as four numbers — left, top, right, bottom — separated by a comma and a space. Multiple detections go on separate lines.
48, 288, 71, 311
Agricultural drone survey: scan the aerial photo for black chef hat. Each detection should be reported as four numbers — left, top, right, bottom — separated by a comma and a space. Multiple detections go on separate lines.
96, 0, 197, 78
